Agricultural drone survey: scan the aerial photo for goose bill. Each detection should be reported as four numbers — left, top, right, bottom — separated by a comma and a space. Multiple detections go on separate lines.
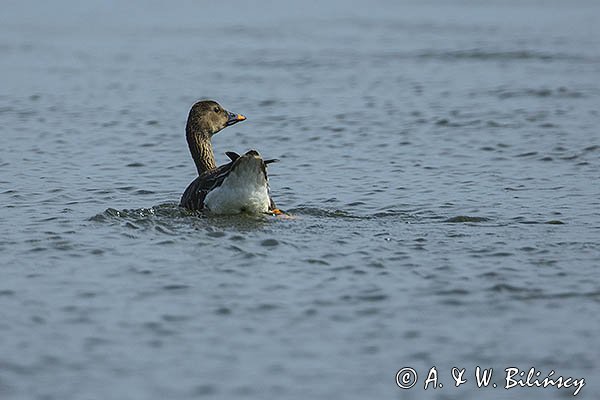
226, 111, 246, 126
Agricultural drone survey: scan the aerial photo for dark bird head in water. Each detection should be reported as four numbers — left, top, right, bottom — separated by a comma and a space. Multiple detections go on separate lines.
186, 100, 246, 138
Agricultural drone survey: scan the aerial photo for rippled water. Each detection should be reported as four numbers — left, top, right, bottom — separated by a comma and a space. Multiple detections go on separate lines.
1, 1, 599, 399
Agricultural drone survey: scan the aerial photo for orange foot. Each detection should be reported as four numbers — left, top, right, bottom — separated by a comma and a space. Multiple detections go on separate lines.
271, 209, 296, 219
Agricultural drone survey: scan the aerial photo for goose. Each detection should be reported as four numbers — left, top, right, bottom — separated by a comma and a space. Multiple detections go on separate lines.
179, 100, 281, 215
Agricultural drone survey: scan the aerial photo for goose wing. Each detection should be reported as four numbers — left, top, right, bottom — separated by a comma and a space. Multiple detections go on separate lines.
180, 150, 279, 212
180, 162, 234, 211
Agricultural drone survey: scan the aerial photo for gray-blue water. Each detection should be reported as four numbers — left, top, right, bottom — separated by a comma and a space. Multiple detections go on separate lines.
1, 1, 599, 399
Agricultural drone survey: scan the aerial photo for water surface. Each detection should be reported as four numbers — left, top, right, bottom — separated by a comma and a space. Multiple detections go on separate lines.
1, 1, 599, 399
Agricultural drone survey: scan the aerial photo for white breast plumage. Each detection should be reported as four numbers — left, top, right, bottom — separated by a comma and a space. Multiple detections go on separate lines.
204, 152, 271, 214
